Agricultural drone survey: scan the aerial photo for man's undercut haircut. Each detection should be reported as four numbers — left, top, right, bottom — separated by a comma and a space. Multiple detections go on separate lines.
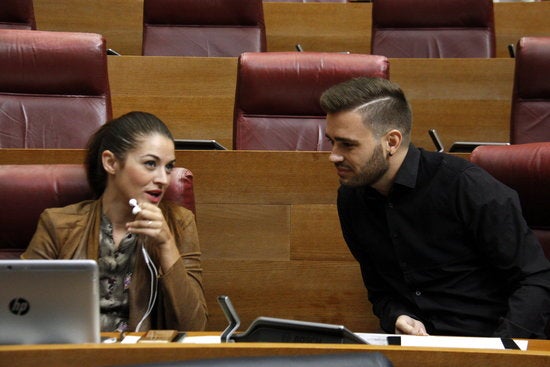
352, 97, 391, 113
320, 77, 412, 140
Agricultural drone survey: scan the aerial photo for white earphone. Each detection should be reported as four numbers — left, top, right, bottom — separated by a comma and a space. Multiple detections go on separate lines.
129, 198, 142, 215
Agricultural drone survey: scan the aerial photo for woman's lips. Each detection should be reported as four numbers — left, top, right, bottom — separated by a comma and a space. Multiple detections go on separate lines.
145, 190, 163, 204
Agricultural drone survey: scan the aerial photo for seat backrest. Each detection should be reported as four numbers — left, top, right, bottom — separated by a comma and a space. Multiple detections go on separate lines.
470, 142, 550, 259
106, 352, 393, 367
0, 29, 112, 148
371, 0, 495, 58
233, 52, 389, 150
510, 37, 550, 144
0, 164, 195, 259
0, 0, 36, 30
142, 0, 266, 56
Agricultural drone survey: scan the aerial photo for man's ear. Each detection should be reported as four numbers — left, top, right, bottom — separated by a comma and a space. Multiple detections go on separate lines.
101, 150, 118, 175
385, 129, 403, 156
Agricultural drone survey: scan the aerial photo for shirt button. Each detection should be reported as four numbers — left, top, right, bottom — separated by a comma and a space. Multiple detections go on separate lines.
415, 290, 422, 296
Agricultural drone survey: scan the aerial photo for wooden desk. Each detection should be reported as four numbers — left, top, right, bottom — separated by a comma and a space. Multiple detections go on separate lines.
1, 337, 550, 367
33, 1, 550, 57
106, 56, 514, 151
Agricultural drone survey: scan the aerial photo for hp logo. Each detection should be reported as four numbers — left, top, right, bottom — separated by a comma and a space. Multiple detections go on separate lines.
9, 298, 30, 316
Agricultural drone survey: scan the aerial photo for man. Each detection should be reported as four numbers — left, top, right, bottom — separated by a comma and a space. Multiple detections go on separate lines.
320, 77, 550, 338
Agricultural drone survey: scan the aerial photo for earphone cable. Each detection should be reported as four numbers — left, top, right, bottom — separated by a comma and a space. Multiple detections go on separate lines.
135, 245, 159, 332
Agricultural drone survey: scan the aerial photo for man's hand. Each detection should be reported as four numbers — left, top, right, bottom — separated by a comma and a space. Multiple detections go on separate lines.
395, 315, 429, 336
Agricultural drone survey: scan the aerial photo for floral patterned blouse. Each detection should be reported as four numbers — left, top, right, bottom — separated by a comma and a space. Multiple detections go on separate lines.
97, 215, 138, 332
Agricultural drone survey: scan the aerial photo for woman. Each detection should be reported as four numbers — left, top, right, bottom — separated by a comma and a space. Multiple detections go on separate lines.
22, 111, 208, 332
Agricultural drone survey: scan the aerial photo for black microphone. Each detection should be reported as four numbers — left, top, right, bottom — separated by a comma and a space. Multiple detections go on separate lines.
507, 44, 515, 58
428, 129, 444, 152
107, 48, 121, 56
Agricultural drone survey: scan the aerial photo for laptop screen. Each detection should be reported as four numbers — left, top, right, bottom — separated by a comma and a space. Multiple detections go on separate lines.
0, 259, 100, 344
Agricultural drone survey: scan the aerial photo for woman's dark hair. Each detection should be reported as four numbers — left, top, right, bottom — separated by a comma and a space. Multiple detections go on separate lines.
85, 111, 174, 198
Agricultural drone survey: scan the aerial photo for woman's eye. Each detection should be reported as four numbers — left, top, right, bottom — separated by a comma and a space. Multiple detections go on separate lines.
165, 163, 175, 173
145, 161, 156, 169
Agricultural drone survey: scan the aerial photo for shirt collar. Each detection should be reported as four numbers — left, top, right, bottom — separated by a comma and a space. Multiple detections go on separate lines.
393, 143, 420, 190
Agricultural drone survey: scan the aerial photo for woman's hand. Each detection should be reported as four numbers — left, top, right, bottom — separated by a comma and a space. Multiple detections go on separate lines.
395, 315, 429, 336
126, 202, 180, 272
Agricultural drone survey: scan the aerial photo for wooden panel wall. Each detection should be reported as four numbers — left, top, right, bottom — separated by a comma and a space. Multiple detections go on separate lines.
107, 56, 514, 151
392, 58, 514, 150
0, 149, 470, 331
0, 149, 380, 332
108, 57, 238, 149
33, 1, 550, 57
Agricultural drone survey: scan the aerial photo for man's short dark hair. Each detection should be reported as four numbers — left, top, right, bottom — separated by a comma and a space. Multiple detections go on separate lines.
320, 77, 412, 140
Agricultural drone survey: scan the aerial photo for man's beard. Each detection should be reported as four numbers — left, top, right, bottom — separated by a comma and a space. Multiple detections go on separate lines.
339, 143, 389, 187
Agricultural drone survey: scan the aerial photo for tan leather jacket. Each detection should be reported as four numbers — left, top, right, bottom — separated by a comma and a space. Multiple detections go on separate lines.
22, 199, 208, 331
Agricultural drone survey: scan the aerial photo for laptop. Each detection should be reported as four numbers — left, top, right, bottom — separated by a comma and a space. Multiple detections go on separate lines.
448, 141, 510, 153
174, 139, 227, 150
0, 259, 100, 345
428, 129, 510, 153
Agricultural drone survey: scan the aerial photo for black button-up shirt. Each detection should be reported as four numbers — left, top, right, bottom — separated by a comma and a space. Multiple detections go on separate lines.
338, 144, 550, 338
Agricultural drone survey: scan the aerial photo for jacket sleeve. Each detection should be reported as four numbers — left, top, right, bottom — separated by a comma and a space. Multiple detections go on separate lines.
21, 210, 60, 259
155, 206, 208, 331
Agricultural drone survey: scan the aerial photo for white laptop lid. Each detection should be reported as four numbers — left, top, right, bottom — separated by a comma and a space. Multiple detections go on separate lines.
0, 259, 100, 345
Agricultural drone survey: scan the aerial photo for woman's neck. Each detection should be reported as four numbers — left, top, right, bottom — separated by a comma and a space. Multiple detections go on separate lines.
101, 190, 133, 230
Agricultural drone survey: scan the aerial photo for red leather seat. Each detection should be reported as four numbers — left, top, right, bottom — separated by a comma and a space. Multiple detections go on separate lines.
0, 165, 196, 259
233, 52, 389, 150
142, 0, 266, 56
371, 0, 495, 58
510, 37, 550, 144
0, 30, 112, 148
470, 143, 550, 259
0, 0, 36, 30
